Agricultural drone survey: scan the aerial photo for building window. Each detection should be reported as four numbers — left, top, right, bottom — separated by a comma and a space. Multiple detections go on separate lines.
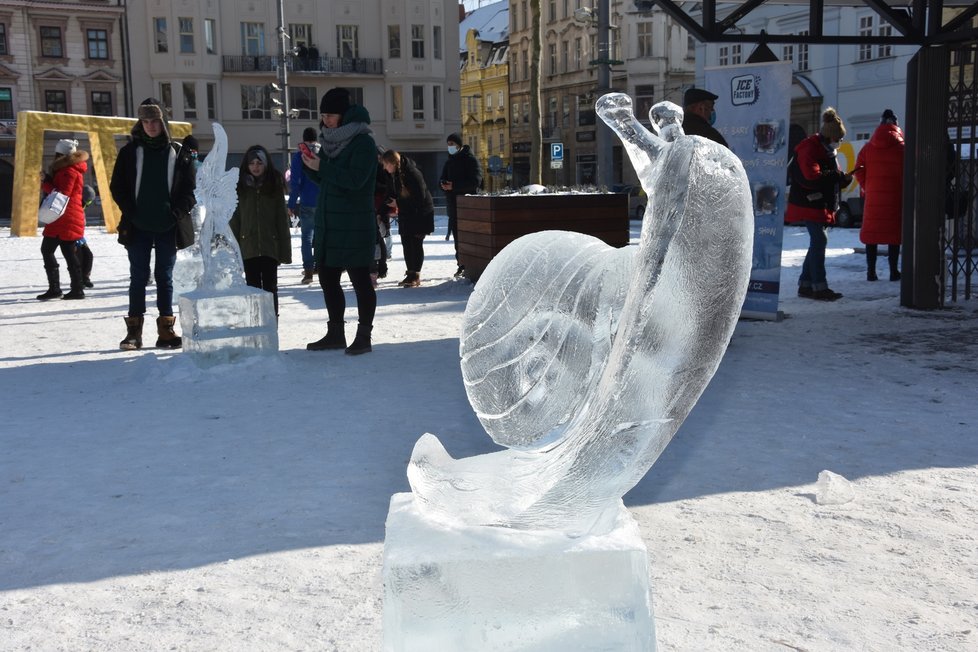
0, 24, 7, 56
878, 24, 892, 58
40, 26, 63, 58
858, 16, 873, 61
797, 31, 809, 71
433, 85, 441, 120
549, 0, 556, 23
433, 25, 442, 60
561, 40, 568, 73
486, 92, 493, 111
159, 82, 172, 116
183, 82, 197, 119
412, 85, 424, 120
290, 86, 316, 119
574, 38, 582, 70
391, 85, 403, 121
154, 17, 167, 53
498, 90, 504, 110
499, 130, 505, 154
179, 17, 194, 53
86, 29, 109, 60
337, 25, 358, 58
241, 22, 264, 56
388, 25, 401, 58
522, 49, 528, 80
548, 43, 556, 75
637, 22, 652, 58
512, 102, 519, 122
207, 83, 217, 119
521, 1, 528, 32
91, 90, 112, 116
635, 85, 654, 123
240, 84, 270, 119
577, 94, 595, 126
0, 87, 13, 119
289, 23, 311, 47
782, 44, 794, 64
205, 19, 216, 54
411, 24, 424, 58
44, 89, 67, 112
731, 44, 742, 64
488, 134, 493, 154
522, 101, 529, 123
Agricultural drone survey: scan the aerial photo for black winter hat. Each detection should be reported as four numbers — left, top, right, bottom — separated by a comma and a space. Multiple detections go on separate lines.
447, 133, 463, 145
881, 109, 898, 125
182, 135, 199, 151
320, 88, 350, 115
302, 127, 317, 141
683, 87, 718, 107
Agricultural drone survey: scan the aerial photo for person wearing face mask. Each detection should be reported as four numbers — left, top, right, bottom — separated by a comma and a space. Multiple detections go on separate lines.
439, 133, 483, 278
681, 87, 728, 148
785, 107, 853, 301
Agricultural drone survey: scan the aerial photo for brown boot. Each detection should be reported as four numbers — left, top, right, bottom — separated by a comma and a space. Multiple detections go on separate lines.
120, 316, 144, 350
155, 315, 182, 349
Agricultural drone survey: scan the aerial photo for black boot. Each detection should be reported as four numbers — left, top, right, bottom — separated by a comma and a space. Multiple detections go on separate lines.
307, 320, 347, 350
77, 241, 94, 288
866, 245, 878, 282
345, 324, 372, 355
888, 245, 901, 281
120, 316, 144, 350
36, 267, 62, 300
155, 315, 182, 349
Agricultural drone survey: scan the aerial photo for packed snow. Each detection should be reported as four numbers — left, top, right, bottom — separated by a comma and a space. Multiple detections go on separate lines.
1, 218, 976, 651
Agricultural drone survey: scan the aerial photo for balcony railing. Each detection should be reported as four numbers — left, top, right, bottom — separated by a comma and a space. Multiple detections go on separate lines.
223, 55, 384, 75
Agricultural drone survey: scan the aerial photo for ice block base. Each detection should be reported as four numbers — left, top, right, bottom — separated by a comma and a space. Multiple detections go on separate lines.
383, 493, 655, 651
177, 286, 278, 363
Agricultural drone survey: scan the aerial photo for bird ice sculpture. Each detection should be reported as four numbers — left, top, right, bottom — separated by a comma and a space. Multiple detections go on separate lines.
407, 94, 754, 537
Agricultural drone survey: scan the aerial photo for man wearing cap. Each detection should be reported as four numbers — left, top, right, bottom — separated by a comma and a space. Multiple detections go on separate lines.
682, 87, 728, 148
110, 97, 196, 351
439, 133, 482, 278
289, 126, 321, 283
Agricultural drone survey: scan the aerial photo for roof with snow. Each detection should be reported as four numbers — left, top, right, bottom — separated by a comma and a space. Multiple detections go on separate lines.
459, 0, 509, 52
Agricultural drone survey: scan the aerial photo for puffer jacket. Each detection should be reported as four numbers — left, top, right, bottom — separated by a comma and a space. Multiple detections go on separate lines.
393, 156, 435, 237
41, 150, 88, 241
229, 176, 293, 264
854, 123, 904, 245
786, 135, 848, 225
307, 104, 377, 269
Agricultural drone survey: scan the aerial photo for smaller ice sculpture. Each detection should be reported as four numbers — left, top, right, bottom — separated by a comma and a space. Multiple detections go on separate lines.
384, 94, 754, 651
177, 123, 278, 362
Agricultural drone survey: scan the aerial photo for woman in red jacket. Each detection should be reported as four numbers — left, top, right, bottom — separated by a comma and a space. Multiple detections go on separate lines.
785, 108, 852, 301
37, 139, 88, 300
853, 109, 904, 282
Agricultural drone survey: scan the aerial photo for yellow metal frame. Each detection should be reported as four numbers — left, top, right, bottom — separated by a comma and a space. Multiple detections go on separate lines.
11, 111, 191, 236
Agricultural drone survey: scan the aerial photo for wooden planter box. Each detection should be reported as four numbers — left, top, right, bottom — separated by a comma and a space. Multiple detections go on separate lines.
456, 194, 630, 281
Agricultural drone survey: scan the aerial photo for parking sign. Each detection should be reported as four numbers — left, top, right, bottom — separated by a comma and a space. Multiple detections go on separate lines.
551, 143, 564, 161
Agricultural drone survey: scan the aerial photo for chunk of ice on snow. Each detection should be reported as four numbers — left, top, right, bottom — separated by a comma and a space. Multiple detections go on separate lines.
815, 470, 855, 505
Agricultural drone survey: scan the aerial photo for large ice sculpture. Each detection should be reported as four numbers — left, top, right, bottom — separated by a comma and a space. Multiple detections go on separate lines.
384, 94, 753, 650
407, 94, 753, 537
177, 123, 278, 361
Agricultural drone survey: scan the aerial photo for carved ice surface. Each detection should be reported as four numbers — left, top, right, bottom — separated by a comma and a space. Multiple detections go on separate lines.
407, 94, 754, 537
176, 123, 277, 362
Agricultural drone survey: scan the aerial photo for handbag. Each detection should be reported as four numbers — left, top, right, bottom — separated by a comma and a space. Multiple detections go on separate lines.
38, 190, 70, 225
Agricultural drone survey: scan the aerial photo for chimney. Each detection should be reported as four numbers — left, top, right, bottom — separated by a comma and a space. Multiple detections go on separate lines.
459, 3, 467, 21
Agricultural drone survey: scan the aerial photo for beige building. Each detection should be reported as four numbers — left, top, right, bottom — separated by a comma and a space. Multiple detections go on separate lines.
507, 0, 693, 188
124, 0, 463, 184
0, 0, 127, 218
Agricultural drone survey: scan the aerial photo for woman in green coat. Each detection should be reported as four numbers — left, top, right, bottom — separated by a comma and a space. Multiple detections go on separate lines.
303, 88, 378, 355
229, 145, 292, 317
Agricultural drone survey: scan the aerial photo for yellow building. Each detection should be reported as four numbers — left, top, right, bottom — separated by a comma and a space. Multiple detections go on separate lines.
460, 25, 510, 192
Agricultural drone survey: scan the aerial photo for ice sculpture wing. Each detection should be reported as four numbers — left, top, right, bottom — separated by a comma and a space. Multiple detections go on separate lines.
408, 94, 753, 537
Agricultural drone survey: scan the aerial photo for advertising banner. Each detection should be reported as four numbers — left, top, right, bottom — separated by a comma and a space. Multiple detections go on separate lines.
706, 61, 793, 319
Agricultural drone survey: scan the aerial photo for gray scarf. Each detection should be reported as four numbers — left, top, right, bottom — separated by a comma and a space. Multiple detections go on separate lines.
319, 122, 372, 159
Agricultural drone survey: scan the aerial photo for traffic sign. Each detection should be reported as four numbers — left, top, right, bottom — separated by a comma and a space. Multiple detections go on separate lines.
551, 143, 564, 161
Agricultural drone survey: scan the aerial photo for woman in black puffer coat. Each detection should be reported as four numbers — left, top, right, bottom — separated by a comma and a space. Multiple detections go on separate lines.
381, 150, 434, 288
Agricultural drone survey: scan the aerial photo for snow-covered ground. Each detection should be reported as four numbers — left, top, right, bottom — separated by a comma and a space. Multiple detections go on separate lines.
1, 218, 976, 651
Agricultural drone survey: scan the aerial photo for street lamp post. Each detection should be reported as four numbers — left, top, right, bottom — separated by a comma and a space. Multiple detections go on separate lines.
274, 0, 291, 171
596, 0, 613, 189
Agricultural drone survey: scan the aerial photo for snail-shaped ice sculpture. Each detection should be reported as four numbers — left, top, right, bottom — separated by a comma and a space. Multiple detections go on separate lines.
408, 93, 753, 537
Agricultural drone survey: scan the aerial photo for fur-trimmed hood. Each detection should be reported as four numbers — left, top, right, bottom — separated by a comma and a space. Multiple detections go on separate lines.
49, 149, 89, 175
130, 97, 172, 141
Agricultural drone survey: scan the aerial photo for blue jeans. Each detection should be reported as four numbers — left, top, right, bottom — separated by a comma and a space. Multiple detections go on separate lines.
298, 205, 316, 271
799, 221, 828, 291
127, 227, 177, 316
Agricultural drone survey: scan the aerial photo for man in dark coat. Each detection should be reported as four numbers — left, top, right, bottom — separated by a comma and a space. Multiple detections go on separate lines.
682, 87, 729, 148
110, 97, 196, 351
439, 132, 483, 277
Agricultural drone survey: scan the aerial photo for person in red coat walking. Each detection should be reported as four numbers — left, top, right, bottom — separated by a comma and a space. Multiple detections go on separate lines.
37, 139, 88, 300
785, 108, 852, 301
853, 109, 904, 282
